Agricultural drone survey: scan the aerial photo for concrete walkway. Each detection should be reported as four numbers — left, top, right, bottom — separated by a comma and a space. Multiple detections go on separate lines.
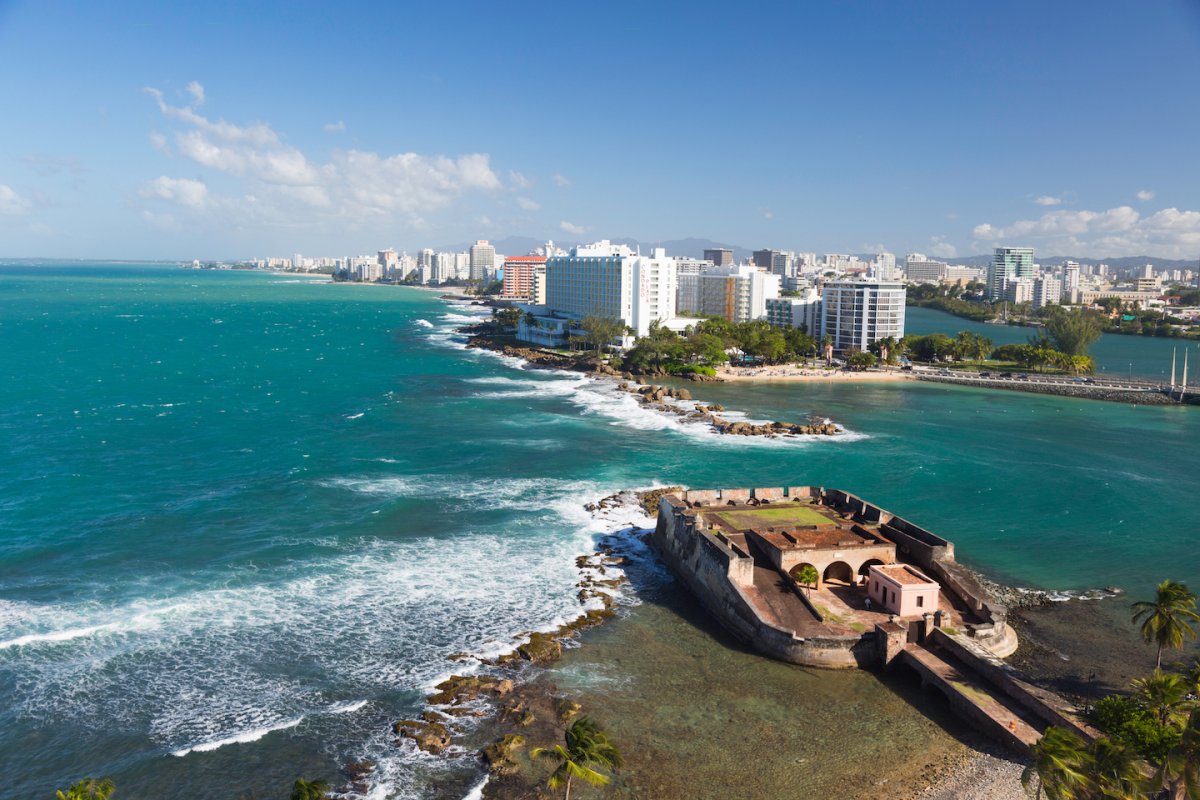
902, 643, 1042, 752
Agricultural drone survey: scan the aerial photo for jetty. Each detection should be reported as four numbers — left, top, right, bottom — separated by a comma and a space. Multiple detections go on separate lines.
653, 486, 1099, 753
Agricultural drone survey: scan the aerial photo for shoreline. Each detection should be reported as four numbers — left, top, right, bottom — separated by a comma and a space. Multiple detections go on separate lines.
375, 488, 1061, 800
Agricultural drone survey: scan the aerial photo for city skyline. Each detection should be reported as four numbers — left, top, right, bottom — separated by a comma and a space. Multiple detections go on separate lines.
1, 1, 1199, 260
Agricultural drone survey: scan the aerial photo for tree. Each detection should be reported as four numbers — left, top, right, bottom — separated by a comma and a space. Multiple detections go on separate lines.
290, 778, 330, 800
1131, 580, 1200, 670
1087, 736, 1148, 800
56, 779, 115, 800
494, 307, 523, 330
795, 564, 819, 595
954, 330, 993, 362
846, 351, 877, 370
1132, 671, 1190, 728
822, 334, 833, 366
1158, 709, 1200, 800
532, 716, 623, 800
1045, 308, 1104, 357
578, 316, 628, 364
1022, 726, 1092, 800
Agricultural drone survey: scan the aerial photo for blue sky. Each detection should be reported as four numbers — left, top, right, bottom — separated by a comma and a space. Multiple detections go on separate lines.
1, 0, 1198, 260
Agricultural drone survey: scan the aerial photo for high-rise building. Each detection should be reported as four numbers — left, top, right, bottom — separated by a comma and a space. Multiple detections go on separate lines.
469, 240, 496, 282
377, 248, 398, 276
872, 253, 897, 281
988, 247, 1035, 301
1061, 261, 1081, 303
904, 253, 947, 284
698, 263, 781, 323
543, 241, 677, 336
703, 248, 734, 267
820, 279, 906, 354
674, 258, 708, 315
1033, 275, 1061, 310
752, 249, 781, 271
500, 255, 548, 303
765, 288, 821, 332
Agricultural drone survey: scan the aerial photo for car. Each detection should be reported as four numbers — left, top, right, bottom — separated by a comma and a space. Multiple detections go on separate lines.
901, 365, 913, 371
1017, 373, 1030, 380
1082, 378, 1096, 384
999, 372, 1013, 378
979, 371, 992, 378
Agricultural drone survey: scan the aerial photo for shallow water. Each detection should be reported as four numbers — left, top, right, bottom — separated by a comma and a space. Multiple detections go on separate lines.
0, 264, 1196, 798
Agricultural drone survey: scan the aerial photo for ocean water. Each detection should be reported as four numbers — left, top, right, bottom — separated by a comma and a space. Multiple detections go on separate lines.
1, 264, 1197, 799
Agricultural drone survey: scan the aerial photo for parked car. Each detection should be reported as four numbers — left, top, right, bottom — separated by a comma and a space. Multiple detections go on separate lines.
978, 371, 992, 378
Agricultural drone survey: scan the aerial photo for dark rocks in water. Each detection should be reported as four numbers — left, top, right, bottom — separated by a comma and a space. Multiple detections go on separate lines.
481, 734, 526, 775
394, 719, 452, 754
427, 674, 514, 705
517, 632, 563, 664
554, 697, 582, 722
636, 486, 684, 516
500, 700, 535, 727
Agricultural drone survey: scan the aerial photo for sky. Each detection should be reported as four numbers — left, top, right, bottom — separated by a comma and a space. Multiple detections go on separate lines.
1, 0, 1199, 261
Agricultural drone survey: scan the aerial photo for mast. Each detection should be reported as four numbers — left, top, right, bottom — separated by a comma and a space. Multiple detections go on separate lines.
1171, 347, 1177, 389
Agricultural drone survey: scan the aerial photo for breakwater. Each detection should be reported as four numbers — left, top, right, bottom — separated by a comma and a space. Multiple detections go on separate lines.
916, 373, 1184, 404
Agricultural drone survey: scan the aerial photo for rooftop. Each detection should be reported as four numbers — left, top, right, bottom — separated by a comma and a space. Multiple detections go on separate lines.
872, 563, 937, 586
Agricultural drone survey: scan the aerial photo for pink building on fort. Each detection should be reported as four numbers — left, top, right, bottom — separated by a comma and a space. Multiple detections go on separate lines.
867, 564, 940, 619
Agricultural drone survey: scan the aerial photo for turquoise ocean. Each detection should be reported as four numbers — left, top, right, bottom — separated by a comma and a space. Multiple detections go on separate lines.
1, 264, 1197, 798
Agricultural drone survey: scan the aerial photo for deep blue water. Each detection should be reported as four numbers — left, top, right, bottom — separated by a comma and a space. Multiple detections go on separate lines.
0, 264, 1196, 798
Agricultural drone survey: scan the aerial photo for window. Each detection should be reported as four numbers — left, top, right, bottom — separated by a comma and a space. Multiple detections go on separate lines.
916, 596, 924, 608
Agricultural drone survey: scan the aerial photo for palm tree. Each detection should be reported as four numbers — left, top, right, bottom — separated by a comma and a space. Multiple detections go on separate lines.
822, 335, 834, 367
532, 716, 622, 800
1132, 670, 1190, 728
1088, 736, 1148, 800
1022, 726, 1092, 800
1158, 708, 1200, 800
1131, 580, 1200, 670
56, 779, 115, 800
795, 564, 819, 595
290, 778, 330, 800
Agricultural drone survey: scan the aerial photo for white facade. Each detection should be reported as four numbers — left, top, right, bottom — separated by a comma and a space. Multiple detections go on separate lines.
904, 253, 947, 284
1033, 274, 1062, 310
543, 241, 678, 337
698, 263, 781, 323
765, 289, 821, 332
674, 258, 707, 315
872, 252, 897, 280
469, 240, 496, 282
1004, 277, 1035, 305
820, 279, 906, 354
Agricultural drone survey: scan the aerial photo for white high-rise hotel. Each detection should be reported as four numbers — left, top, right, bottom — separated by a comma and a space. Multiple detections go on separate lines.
544, 241, 678, 337
820, 279, 906, 354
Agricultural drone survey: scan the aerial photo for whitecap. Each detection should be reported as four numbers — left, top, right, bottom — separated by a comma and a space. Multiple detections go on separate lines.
170, 716, 304, 757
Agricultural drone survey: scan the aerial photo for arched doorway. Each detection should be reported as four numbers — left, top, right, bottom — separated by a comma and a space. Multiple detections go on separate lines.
858, 558, 886, 581
788, 563, 819, 592
822, 561, 854, 587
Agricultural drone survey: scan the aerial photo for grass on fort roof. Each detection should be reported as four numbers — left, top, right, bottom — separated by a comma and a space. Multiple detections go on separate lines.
711, 504, 834, 530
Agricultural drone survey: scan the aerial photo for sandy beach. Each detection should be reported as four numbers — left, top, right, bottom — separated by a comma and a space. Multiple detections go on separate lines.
717, 364, 915, 382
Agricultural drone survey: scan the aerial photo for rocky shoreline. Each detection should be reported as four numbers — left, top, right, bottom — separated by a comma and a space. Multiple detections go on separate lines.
462, 329, 842, 439
333, 487, 1117, 799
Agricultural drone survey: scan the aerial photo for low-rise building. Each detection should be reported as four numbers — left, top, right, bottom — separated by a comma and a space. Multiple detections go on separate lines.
867, 564, 940, 619
765, 289, 821, 332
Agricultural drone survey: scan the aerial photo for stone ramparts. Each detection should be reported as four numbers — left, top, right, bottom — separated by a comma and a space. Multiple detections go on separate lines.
655, 492, 870, 668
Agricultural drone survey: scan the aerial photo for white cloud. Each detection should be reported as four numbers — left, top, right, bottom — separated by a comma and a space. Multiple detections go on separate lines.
972, 205, 1200, 258
478, 215, 493, 227
552, 173, 570, 188
148, 131, 171, 155
515, 196, 540, 211
0, 184, 31, 215
762, 209, 774, 219
1136, 189, 1155, 202
140, 176, 209, 210
559, 220, 586, 235
1034, 195, 1063, 206
324, 121, 346, 133
186, 81, 205, 106
143, 85, 504, 229
929, 236, 957, 259
508, 170, 532, 189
